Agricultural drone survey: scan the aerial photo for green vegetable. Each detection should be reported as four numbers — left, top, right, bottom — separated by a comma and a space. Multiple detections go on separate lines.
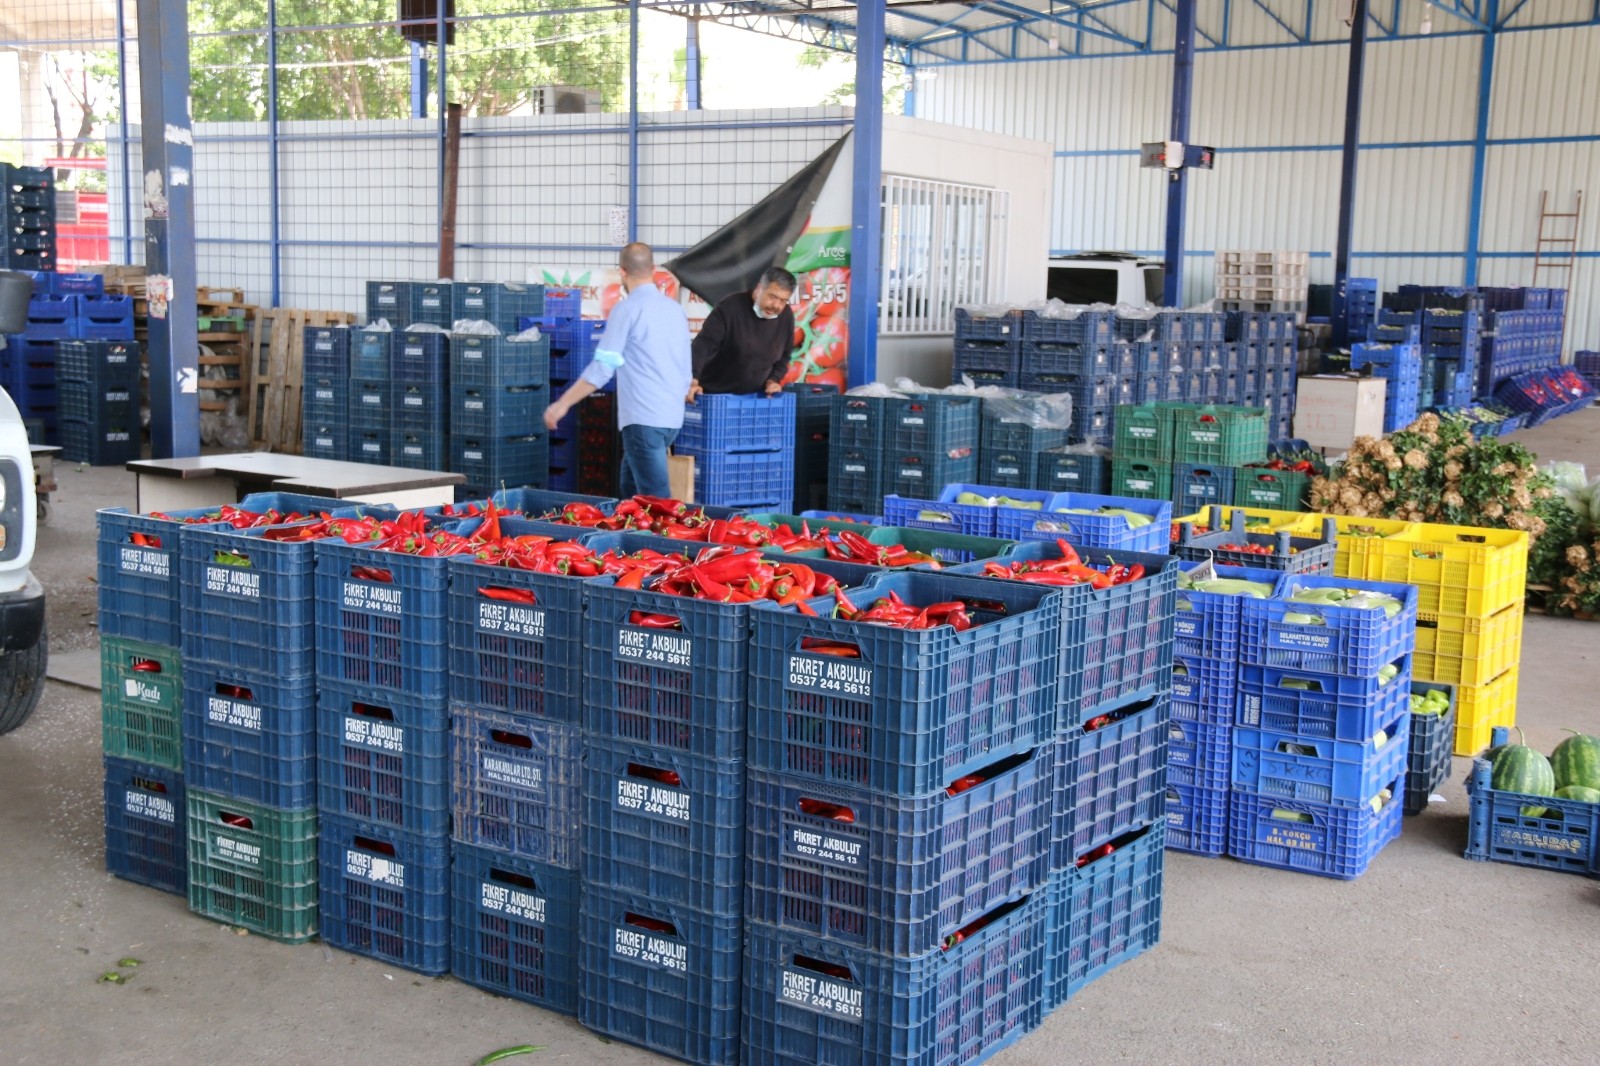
1491, 741, 1557, 817
1555, 785, 1600, 803
1550, 731, 1600, 792
1377, 664, 1399, 686
473, 1046, 546, 1065
1409, 689, 1451, 716
1179, 577, 1274, 598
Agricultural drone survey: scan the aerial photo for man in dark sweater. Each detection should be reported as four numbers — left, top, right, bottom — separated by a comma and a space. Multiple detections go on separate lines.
689, 267, 797, 397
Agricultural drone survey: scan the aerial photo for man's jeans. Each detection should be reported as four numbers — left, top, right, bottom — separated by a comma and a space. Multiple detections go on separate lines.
619, 423, 680, 499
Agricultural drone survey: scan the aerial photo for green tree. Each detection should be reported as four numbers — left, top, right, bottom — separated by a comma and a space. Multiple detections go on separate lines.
797, 46, 905, 112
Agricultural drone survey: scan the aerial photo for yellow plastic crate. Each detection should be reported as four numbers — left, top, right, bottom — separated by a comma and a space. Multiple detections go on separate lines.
1413, 600, 1525, 688
1295, 514, 1416, 579
1452, 665, 1519, 756
1172, 504, 1307, 536
1372, 524, 1528, 617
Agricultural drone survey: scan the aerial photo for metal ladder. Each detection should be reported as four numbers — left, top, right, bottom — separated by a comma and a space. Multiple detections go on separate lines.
1532, 190, 1582, 356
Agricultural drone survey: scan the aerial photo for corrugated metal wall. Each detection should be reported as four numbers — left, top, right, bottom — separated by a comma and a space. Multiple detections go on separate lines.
918, 25, 1600, 351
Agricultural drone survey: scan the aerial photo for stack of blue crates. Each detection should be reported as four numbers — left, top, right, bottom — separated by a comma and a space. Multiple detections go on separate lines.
675, 392, 796, 510
449, 329, 550, 497
519, 286, 585, 490
1342, 277, 1378, 340
302, 325, 350, 460
979, 398, 1069, 489
1230, 574, 1418, 879
1478, 296, 1567, 396
1352, 341, 1422, 432
1421, 308, 1481, 406
743, 571, 1062, 1065
314, 529, 460, 972
883, 393, 979, 504
1019, 309, 1129, 445
57, 338, 140, 465
391, 330, 450, 471
1166, 566, 1280, 857
447, 544, 585, 1014
349, 329, 394, 464
952, 307, 1022, 388
3, 272, 130, 444
787, 382, 838, 511
827, 392, 892, 514
3, 164, 56, 271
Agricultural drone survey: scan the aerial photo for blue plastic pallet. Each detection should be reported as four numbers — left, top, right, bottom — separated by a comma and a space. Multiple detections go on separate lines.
1228, 785, 1404, 879
1239, 574, 1418, 677
748, 571, 1060, 795
181, 663, 317, 809
450, 704, 581, 866
450, 843, 579, 1014
580, 886, 743, 1066
743, 894, 1046, 1066
1044, 822, 1164, 1009
580, 739, 746, 911
1049, 693, 1168, 870
318, 814, 451, 974
1165, 783, 1228, 857
677, 392, 796, 454
313, 538, 455, 703
103, 755, 187, 895
316, 682, 450, 835
1234, 705, 1410, 807
745, 746, 1052, 956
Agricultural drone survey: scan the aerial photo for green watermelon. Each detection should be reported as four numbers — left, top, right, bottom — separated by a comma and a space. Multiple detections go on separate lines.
1491, 743, 1557, 817
1555, 785, 1600, 804
1551, 732, 1600, 791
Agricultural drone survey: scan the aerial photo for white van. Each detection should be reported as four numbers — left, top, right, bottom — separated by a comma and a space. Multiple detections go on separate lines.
1046, 252, 1165, 308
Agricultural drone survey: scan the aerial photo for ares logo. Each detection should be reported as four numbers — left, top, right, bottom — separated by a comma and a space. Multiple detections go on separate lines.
818, 246, 848, 261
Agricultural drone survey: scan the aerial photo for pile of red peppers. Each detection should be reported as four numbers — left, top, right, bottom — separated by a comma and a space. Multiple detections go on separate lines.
148, 504, 313, 529
976, 540, 1144, 589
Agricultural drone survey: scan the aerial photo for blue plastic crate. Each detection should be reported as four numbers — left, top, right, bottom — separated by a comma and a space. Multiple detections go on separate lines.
1166, 718, 1232, 791
1175, 512, 1337, 574
743, 894, 1047, 1066
348, 377, 391, 431
888, 394, 980, 455
1035, 451, 1109, 495
451, 381, 549, 437
391, 425, 447, 470
49, 271, 101, 295
677, 392, 796, 454
881, 494, 979, 537
446, 555, 585, 722
683, 447, 794, 510
1234, 702, 1410, 807
179, 525, 324, 676
181, 663, 317, 809
1228, 784, 1404, 879
830, 394, 892, 455
748, 571, 1060, 795
1050, 693, 1168, 869
884, 450, 978, 502
1464, 731, 1600, 874
349, 428, 389, 465
952, 339, 1020, 376
992, 491, 1170, 553
581, 739, 745, 911
349, 330, 391, 379
302, 375, 347, 423
1023, 308, 1115, 345
453, 281, 544, 333
23, 294, 74, 339
581, 575, 758, 760
302, 420, 348, 461
451, 433, 549, 489
1171, 463, 1236, 513
365, 281, 412, 324
55, 338, 138, 385
953, 306, 1023, 343
103, 756, 187, 895
1044, 821, 1163, 1009
1171, 653, 1237, 726
318, 814, 451, 974
745, 745, 1052, 956
1172, 563, 1279, 660
1404, 681, 1456, 816
316, 682, 450, 834
97, 507, 235, 645
451, 705, 581, 864
1239, 573, 1418, 676
75, 294, 135, 340
302, 324, 351, 378
313, 538, 455, 702
450, 333, 550, 387
1237, 661, 1412, 742
408, 282, 453, 328
450, 843, 579, 1014
1165, 783, 1227, 857
1020, 341, 1121, 378
391, 331, 448, 382
580, 886, 742, 1066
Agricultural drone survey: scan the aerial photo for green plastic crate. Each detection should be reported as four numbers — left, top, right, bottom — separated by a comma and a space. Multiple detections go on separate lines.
186, 788, 319, 943
1233, 465, 1312, 512
1113, 404, 1170, 461
100, 636, 184, 771
1170, 405, 1269, 466
1110, 459, 1173, 501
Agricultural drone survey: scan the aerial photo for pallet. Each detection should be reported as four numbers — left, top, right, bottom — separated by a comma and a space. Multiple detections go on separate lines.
247, 307, 357, 452
1525, 582, 1597, 621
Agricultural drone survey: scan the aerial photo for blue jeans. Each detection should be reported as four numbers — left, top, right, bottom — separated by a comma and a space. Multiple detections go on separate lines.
619, 424, 680, 499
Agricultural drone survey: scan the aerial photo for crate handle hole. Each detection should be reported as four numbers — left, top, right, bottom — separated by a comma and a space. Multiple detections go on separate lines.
801, 637, 861, 658
480, 585, 537, 606
1454, 533, 1488, 545
219, 811, 253, 830
1276, 741, 1323, 757
625, 763, 682, 787
130, 657, 163, 674
487, 868, 540, 892
349, 565, 394, 583
212, 548, 252, 568
792, 954, 856, 981
489, 729, 533, 750
352, 835, 397, 857
623, 912, 678, 937
214, 682, 255, 701
130, 776, 168, 794
128, 531, 163, 549
797, 798, 856, 822
351, 701, 394, 721
943, 894, 1031, 950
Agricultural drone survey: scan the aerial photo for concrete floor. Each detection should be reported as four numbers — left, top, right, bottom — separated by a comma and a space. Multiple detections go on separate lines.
4, 411, 1600, 1066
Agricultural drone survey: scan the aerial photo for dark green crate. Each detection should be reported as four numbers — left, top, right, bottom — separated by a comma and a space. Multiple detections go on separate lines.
101, 635, 183, 771
186, 788, 318, 943
1169, 405, 1269, 466
1233, 465, 1311, 511
1113, 404, 1170, 461
1110, 458, 1173, 501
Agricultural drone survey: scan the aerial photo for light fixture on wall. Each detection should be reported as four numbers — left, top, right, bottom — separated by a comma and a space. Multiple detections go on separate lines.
1420, 9, 1434, 34
1049, 32, 1061, 50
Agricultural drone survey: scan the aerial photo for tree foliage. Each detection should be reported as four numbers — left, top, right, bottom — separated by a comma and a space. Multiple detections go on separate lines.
797, 46, 905, 111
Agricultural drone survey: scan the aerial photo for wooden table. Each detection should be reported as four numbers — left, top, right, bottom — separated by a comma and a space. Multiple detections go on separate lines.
127, 452, 464, 512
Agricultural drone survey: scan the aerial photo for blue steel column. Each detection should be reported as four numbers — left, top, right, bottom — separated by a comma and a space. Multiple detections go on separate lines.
436, 3, 448, 255
1332, 0, 1369, 348
685, 17, 702, 111
628, 0, 641, 242
114, 0, 134, 264
266, 0, 281, 308
1464, 0, 1499, 286
1162, 0, 1196, 308
136, 0, 200, 458
848, 0, 886, 388
411, 42, 429, 119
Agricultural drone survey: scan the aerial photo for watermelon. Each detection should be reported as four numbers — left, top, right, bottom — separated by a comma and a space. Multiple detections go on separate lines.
1555, 785, 1600, 804
1550, 732, 1600, 791
1491, 743, 1556, 817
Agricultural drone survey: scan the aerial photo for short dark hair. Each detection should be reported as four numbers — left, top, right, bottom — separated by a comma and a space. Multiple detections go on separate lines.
620, 242, 655, 279
758, 267, 797, 294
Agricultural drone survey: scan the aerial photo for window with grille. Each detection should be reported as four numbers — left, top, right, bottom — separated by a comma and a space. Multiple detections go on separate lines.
879, 176, 1009, 335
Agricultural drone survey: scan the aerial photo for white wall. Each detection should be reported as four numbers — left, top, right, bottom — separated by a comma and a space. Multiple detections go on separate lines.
916, 26, 1600, 352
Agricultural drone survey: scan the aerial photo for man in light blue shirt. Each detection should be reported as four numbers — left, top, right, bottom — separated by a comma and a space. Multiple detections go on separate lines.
543, 242, 693, 499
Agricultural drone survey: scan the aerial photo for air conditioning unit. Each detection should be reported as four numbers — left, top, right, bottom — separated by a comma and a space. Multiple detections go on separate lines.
531, 86, 602, 115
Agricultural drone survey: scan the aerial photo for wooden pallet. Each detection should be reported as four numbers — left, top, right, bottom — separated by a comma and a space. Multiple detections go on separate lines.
248, 308, 357, 452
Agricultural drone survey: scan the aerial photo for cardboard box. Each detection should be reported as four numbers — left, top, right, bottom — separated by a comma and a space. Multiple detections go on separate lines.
1293, 375, 1387, 451
668, 453, 694, 502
